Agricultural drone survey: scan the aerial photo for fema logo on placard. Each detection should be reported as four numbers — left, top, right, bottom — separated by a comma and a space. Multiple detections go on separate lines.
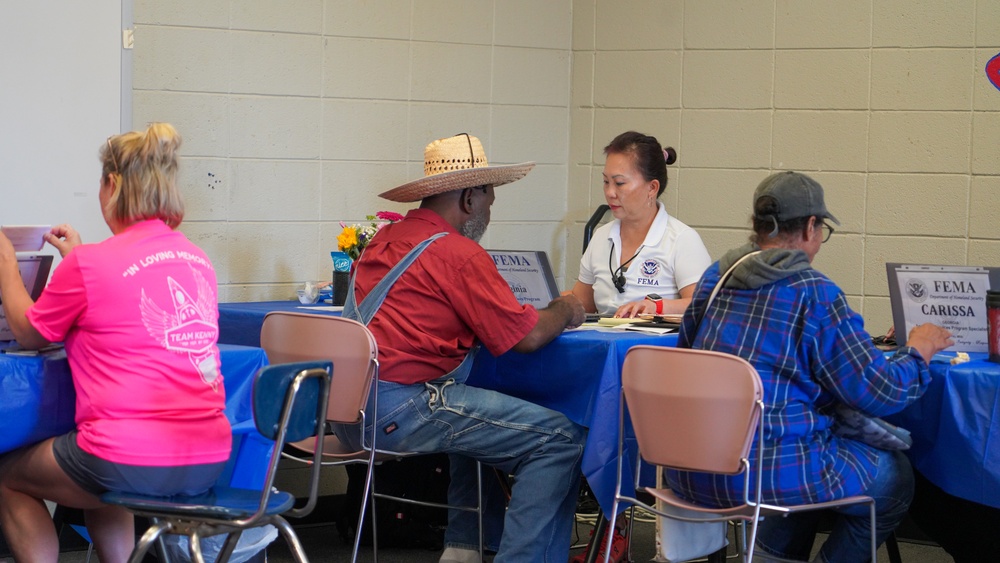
641, 260, 659, 277
905, 279, 928, 303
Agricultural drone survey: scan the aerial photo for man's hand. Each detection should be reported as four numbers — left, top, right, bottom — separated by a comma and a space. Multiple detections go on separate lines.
905, 323, 954, 362
513, 294, 586, 353
44, 224, 83, 258
549, 293, 586, 329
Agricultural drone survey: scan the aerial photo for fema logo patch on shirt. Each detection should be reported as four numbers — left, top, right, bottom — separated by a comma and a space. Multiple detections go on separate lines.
641, 260, 659, 277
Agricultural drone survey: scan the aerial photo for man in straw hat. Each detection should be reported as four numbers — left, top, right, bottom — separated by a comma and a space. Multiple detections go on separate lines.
336, 134, 587, 563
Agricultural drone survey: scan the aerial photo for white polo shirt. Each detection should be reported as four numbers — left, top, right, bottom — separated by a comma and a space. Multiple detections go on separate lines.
579, 203, 711, 315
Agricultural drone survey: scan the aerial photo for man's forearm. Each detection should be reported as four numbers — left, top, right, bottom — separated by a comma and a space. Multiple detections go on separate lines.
512, 297, 582, 354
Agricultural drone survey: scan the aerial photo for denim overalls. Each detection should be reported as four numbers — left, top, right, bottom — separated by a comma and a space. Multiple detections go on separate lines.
337, 232, 586, 562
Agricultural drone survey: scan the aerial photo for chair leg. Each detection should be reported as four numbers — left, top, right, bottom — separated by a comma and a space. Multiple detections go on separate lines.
476, 461, 485, 563
189, 530, 208, 563
707, 545, 727, 563
271, 516, 310, 563
216, 530, 245, 563
129, 520, 172, 563
583, 512, 609, 563
869, 501, 878, 563
745, 516, 761, 563
155, 525, 173, 563
734, 521, 746, 561
351, 462, 376, 563
602, 510, 619, 563
493, 466, 512, 502
616, 506, 635, 563
370, 478, 380, 563
886, 532, 902, 563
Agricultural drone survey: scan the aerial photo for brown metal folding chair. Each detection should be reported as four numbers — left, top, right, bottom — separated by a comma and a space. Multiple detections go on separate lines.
606, 345, 878, 563
260, 311, 485, 563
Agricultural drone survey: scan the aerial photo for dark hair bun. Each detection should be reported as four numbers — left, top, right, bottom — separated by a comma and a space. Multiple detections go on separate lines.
663, 146, 677, 166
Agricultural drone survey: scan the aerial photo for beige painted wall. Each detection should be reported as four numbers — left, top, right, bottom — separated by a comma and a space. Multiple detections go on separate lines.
571, 0, 1000, 332
132, 0, 575, 301
132, 0, 1000, 333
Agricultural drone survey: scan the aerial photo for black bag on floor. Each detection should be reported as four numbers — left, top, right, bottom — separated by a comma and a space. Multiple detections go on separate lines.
340, 454, 450, 550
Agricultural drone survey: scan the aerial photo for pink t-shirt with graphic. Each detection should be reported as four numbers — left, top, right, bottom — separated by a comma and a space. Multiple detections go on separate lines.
27, 220, 230, 467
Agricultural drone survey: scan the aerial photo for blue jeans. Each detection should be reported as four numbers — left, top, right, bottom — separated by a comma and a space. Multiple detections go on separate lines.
335, 376, 586, 563
756, 449, 914, 563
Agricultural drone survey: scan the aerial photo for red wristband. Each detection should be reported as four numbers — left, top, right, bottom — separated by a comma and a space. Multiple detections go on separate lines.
646, 294, 663, 314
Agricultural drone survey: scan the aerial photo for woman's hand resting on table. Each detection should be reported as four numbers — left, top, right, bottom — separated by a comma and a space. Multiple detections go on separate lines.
44, 224, 83, 257
614, 299, 655, 318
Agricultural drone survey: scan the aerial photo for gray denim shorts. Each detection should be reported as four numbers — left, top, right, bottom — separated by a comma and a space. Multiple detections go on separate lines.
53, 431, 226, 497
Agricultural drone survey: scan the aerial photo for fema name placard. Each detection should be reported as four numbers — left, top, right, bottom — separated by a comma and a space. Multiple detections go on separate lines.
893, 265, 991, 352
486, 250, 558, 307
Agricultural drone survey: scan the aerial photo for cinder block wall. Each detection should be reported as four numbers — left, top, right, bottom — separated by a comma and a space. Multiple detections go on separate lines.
571, 0, 1000, 332
132, 0, 574, 301
133, 0, 1000, 333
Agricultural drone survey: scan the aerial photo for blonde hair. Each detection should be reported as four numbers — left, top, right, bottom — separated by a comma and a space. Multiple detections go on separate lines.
100, 122, 185, 228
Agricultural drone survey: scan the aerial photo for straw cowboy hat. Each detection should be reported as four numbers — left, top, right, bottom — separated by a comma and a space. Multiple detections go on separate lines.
379, 133, 535, 203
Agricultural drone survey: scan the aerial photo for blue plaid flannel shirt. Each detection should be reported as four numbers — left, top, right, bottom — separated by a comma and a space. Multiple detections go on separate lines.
665, 261, 930, 506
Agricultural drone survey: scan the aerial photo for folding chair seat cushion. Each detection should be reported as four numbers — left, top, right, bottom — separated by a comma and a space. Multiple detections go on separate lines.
101, 487, 295, 521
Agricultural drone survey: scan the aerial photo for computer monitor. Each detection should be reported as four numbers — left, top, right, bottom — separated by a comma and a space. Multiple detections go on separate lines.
886, 263, 999, 352
0, 254, 54, 341
485, 250, 559, 307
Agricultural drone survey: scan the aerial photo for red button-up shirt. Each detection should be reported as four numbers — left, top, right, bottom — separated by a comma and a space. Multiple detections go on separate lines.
353, 209, 539, 384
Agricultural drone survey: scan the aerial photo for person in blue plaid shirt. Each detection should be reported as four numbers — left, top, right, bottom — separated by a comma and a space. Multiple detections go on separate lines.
665, 171, 953, 563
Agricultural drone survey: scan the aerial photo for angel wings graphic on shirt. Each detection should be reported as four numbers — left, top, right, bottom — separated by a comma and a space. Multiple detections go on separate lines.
140, 265, 221, 388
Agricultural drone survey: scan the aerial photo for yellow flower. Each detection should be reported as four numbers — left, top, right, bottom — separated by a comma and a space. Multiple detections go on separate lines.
334, 212, 402, 262
337, 227, 358, 252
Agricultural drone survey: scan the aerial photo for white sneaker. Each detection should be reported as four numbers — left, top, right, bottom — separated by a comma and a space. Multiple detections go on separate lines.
439, 546, 481, 563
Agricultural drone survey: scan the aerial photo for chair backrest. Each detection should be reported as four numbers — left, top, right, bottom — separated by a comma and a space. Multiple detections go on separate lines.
621, 345, 763, 475
251, 360, 331, 520
260, 311, 377, 424
253, 360, 333, 443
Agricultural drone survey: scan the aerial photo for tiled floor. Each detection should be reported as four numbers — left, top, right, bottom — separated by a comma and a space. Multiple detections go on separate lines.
12, 508, 954, 562
261, 513, 954, 563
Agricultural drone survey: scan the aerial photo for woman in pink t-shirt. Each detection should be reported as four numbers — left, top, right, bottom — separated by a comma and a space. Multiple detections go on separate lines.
0, 123, 230, 563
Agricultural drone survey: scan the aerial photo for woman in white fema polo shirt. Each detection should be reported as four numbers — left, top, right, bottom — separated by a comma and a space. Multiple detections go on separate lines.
572, 131, 711, 317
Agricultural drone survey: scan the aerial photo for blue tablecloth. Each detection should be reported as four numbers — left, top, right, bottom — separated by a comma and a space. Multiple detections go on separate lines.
885, 352, 1000, 509
0, 343, 269, 456
218, 300, 1000, 513
469, 327, 676, 514
216, 300, 674, 513
218, 301, 338, 347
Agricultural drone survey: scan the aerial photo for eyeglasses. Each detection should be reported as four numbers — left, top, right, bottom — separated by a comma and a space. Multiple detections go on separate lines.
106, 137, 120, 176
820, 221, 834, 243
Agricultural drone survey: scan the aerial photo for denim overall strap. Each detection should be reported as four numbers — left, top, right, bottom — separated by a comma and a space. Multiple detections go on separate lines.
341, 231, 448, 324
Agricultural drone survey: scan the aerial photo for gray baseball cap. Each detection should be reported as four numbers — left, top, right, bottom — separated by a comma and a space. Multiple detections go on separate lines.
753, 171, 840, 226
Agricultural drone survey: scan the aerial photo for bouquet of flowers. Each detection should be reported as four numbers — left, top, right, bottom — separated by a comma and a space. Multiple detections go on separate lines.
336, 211, 405, 260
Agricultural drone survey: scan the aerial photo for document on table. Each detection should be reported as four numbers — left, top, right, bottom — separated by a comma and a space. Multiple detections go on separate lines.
572, 316, 677, 334
623, 324, 677, 335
